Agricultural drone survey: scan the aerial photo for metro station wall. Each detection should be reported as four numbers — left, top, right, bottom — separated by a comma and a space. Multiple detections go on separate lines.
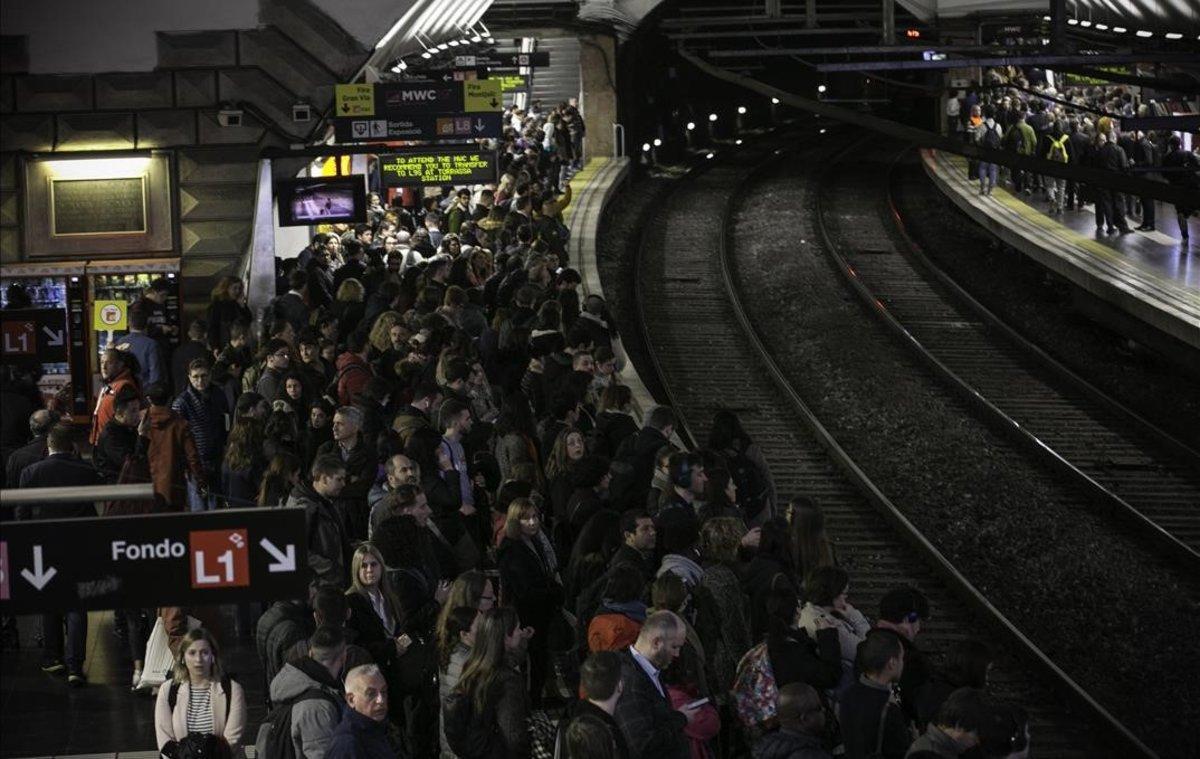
0, 0, 402, 74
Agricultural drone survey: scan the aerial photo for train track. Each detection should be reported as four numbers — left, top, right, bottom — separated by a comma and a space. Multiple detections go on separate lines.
630, 132, 1151, 757
812, 140, 1200, 573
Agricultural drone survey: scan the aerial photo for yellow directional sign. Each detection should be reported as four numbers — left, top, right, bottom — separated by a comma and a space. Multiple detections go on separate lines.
335, 84, 375, 117
463, 80, 503, 112
496, 75, 529, 93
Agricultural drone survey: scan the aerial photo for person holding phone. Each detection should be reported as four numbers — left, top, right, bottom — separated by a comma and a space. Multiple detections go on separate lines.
345, 544, 414, 726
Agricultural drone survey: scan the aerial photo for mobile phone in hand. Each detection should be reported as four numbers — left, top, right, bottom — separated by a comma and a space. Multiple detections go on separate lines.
683, 697, 710, 710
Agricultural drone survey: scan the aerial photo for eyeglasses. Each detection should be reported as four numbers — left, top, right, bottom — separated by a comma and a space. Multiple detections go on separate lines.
273, 351, 290, 359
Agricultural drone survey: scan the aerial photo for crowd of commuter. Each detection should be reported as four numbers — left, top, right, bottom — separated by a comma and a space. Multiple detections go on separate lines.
2, 96, 1034, 759
947, 67, 1200, 242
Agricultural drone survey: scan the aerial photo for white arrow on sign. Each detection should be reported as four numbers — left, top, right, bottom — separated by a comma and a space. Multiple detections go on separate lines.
20, 545, 57, 590
42, 326, 65, 347
259, 538, 296, 573
474, 118, 486, 133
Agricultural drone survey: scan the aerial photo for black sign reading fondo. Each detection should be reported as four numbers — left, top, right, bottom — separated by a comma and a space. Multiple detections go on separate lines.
0, 508, 308, 613
378, 149, 499, 188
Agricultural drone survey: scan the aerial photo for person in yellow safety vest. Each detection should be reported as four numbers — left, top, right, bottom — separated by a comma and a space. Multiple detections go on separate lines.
1045, 125, 1071, 215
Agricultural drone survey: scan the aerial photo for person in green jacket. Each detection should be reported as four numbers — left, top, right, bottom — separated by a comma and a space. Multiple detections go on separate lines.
1004, 109, 1037, 195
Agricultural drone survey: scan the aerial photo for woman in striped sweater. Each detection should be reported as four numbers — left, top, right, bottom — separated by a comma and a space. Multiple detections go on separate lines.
155, 628, 247, 756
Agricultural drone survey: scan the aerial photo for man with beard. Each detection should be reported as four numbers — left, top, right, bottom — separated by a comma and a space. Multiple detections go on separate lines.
91, 348, 142, 445
614, 611, 703, 759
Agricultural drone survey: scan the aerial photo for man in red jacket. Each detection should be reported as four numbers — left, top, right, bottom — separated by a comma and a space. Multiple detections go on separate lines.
335, 330, 374, 406
91, 348, 141, 445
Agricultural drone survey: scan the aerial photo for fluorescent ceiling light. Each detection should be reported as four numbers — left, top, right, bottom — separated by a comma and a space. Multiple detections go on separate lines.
46, 157, 151, 179
1079, 20, 1091, 27
1112, 26, 1126, 32
1136, 29, 1153, 37
1094, 23, 1108, 30
1165, 32, 1182, 39
1067, 18, 1079, 25
737, 106, 747, 114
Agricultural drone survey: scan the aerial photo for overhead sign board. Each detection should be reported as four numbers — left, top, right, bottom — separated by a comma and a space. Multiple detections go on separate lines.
495, 74, 530, 93
335, 112, 503, 142
335, 83, 376, 117
0, 309, 68, 362
378, 148, 499, 187
0, 508, 307, 613
423, 52, 550, 71
463, 80, 502, 111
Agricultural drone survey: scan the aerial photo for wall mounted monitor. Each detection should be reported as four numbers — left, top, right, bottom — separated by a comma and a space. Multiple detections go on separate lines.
276, 176, 367, 226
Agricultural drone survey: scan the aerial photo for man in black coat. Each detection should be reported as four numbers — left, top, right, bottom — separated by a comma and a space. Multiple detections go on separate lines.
1161, 134, 1200, 242
874, 587, 932, 729
613, 611, 699, 759
837, 630, 913, 759
558, 651, 631, 759
609, 406, 675, 510
18, 423, 103, 685
1095, 132, 1131, 235
272, 269, 312, 336
4, 409, 57, 493
170, 319, 209, 397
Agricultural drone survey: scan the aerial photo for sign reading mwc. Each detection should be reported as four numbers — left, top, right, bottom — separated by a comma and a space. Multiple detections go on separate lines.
0, 508, 306, 613
378, 149, 499, 187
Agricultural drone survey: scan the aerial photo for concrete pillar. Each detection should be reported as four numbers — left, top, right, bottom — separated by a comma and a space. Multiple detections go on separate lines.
881, 0, 895, 45
579, 33, 618, 160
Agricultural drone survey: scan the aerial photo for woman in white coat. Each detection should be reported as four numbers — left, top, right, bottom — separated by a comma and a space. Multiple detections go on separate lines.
797, 566, 871, 700
155, 627, 247, 756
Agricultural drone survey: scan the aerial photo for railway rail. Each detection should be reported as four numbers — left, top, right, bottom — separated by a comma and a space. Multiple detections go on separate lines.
630, 131, 1156, 757
812, 139, 1200, 573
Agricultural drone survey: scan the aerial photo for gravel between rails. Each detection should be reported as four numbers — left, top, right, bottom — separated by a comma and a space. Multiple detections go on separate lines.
729, 148, 1200, 758
890, 158, 1200, 451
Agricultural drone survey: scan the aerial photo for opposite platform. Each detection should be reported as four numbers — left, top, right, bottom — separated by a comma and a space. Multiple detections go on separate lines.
922, 149, 1200, 353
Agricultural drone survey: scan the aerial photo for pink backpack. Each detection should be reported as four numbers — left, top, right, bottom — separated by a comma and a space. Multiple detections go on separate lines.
732, 641, 778, 728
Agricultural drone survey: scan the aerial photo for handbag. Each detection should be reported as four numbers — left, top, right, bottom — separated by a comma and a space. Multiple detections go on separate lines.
135, 614, 201, 691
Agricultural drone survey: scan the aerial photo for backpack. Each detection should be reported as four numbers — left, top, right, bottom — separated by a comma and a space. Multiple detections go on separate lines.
1047, 135, 1069, 164
443, 689, 501, 759
254, 686, 342, 759
732, 642, 778, 728
726, 445, 769, 521
165, 677, 235, 759
982, 123, 1002, 150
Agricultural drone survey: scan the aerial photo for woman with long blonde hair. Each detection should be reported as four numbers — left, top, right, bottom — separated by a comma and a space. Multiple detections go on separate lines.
154, 628, 246, 755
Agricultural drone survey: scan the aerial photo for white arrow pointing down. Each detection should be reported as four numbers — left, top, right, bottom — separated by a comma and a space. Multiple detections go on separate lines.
259, 538, 296, 573
21, 545, 57, 590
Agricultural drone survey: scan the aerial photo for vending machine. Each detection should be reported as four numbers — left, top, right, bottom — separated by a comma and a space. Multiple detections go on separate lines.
0, 257, 181, 417
0, 262, 88, 412
84, 258, 182, 401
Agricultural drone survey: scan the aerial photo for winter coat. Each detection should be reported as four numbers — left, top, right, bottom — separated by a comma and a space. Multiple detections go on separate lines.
766, 626, 842, 694
837, 676, 911, 759
903, 724, 961, 758
17, 452, 102, 520
439, 644, 471, 758
205, 299, 251, 351
335, 352, 373, 407
587, 600, 647, 652
696, 563, 752, 702
326, 706, 398, 759
316, 437, 377, 542
90, 368, 140, 445
493, 430, 541, 484
145, 405, 206, 511
286, 480, 348, 588
742, 556, 797, 641
667, 684, 720, 759
171, 384, 229, 465
113, 330, 165, 390
593, 410, 638, 457
263, 659, 345, 759
613, 648, 689, 759
752, 728, 833, 759
155, 677, 247, 755
658, 552, 705, 588
797, 604, 870, 696
497, 535, 564, 633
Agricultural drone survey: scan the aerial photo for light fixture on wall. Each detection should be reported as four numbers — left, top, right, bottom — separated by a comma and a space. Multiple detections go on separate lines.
217, 107, 244, 128
292, 103, 312, 122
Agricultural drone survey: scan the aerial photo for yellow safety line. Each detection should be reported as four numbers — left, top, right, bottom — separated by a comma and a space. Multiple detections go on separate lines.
941, 153, 1200, 309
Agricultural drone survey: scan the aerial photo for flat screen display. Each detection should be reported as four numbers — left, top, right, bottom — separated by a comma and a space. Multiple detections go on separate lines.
276, 176, 367, 226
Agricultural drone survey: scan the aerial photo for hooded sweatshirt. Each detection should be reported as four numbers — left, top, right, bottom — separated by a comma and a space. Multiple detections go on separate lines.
262, 658, 344, 759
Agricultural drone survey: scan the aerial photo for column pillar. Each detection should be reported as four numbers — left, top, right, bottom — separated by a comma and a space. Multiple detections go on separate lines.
579, 33, 618, 160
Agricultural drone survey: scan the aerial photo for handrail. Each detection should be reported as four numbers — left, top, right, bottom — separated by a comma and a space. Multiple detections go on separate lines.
0, 483, 155, 506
